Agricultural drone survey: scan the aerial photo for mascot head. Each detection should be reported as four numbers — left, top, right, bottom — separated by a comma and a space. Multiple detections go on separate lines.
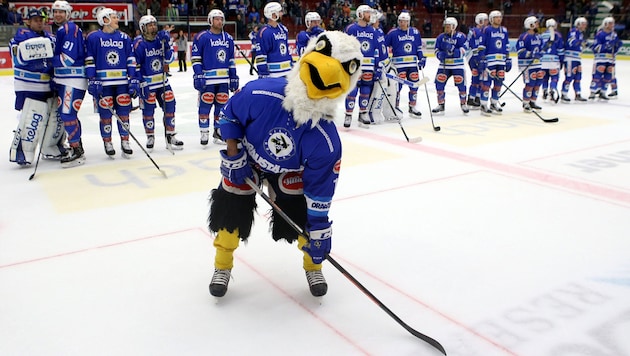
283, 31, 363, 127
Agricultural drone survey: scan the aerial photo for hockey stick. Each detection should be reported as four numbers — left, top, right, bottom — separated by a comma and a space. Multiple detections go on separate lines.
28, 107, 53, 181
235, 43, 258, 74
385, 73, 430, 88
376, 80, 422, 143
100, 97, 168, 178
243, 177, 446, 355
487, 72, 559, 123
420, 69, 440, 131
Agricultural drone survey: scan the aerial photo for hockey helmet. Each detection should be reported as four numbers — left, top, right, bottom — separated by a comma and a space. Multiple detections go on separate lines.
305, 11, 321, 28
207, 9, 225, 25
545, 18, 557, 29
489, 10, 502, 23
574, 17, 587, 27
475, 13, 488, 25
370, 10, 383, 25
97, 8, 117, 27
444, 16, 458, 29
398, 11, 411, 25
26, 8, 46, 19
524, 16, 538, 30
51, 1, 72, 18
264, 2, 282, 21
356, 5, 373, 21
602, 16, 615, 27
139, 15, 157, 33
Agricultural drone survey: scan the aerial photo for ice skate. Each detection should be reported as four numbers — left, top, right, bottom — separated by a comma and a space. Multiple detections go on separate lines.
431, 104, 445, 115
213, 128, 226, 145
480, 104, 492, 116
61, 142, 85, 168
460, 103, 469, 114
490, 102, 503, 115
599, 91, 609, 101
523, 102, 532, 113
409, 106, 422, 119
575, 94, 587, 102
200, 130, 209, 146
561, 94, 571, 103
305, 270, 328, 297
103, 141, 116, 158
166, 133, 184, 151
550, 89, 560, 103
588, 90, 599, 100
343, 113, 352, 128
146, 135, 155, 150
530, 101, 542, 110
543, 90, 548, 100
209, 268, 232, 297
358, 112, 371, 128
608, 90, 618, 98
467, 96, 480, 110
121, 139, 133, 159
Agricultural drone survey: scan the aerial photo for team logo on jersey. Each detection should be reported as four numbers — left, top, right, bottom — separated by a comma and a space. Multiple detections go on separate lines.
151, 58, 161, 72
360, 40, 371, 52
106, 50, 120, 66
404, 43, 413, 53
216, 49, 227, 63
280, 43, 287, 55
264, 127, 295, 161
494, 39, 503, 50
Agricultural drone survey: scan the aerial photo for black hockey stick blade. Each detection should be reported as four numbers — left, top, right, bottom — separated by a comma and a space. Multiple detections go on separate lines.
532, 110, 559, 123
244, 177, 446, 355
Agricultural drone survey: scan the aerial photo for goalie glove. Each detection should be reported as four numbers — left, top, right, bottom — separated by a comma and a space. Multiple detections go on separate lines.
220, 148, 254, 185
302, 226, 332, 265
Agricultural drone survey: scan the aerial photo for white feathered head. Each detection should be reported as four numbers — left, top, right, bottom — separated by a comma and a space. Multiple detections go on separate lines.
283, 31, 363, 127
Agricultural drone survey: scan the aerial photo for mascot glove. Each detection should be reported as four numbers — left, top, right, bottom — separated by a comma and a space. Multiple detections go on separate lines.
220, 148, 253, 185
505, 58, 512, 72
193, 74, 206, 92
157, 30, 171, 44
128, 77, 141, 98
88, 78, 103, 97
418, 56, 426, 69
436, 51, 446, 62
302, 227, 332, 265
229, 75, 239, 92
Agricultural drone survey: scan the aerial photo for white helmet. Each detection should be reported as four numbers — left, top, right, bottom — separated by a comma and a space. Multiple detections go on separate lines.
545, 18, 557, 28
398, 11, 411, 24
444, 16, 458, 29
305, 11, 321, 28
524, 16, 538, 30
475, 13, 488, 25
574, 17, 587, 27
369, 10, 383, 25
264, 2, 282, 21
207, 9, 224, 25
356, 5, 373, 21
139, 15, 157, 33
602, 16, 615, 27
96, 8, 117, 27
489, 10, 502, 23
51, 0, 72, 18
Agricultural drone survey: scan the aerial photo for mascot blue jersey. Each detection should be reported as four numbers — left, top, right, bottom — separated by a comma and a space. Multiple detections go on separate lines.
219, 77, 341, 230
134, 35, 175, 90
85, 30, 136, 86
191, 29, 236, 84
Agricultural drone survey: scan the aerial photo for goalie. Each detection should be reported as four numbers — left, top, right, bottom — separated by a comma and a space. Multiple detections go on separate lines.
9, 8, 66, 166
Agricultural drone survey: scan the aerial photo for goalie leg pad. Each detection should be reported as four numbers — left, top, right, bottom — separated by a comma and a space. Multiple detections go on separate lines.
267, 172, 307, 243
9, 97, 51, 165
41, 98, 67, 159
208, 182, 257, 241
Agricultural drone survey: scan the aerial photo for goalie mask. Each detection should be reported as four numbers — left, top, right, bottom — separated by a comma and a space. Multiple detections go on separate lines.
283, 31, 363, 127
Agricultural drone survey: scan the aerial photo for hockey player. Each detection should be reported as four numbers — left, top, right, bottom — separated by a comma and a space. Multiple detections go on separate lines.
561, 17, 588, 103
254, 2, 293, 78
9, 8, 66, 166
516, 16, 544, 112
540, 18, 564, 103
296, 12, 324, 57
478, 10, 511, 116
589, 17, 621, 101
365, 10, 394, 124
51, 0, 87, 168
384, 11, 426, 119
85, 8, 137, 158
191, 9, 238, 145
344, 5, 381, 127
432, 17, 469, 115
466, 12, 488, 109
207, 31, 363, 298
134, 15, 184, 152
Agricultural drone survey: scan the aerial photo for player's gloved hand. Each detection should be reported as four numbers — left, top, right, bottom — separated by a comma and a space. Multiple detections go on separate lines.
229, 75, 239, 92
140, 84, 150, 100
128, 77, 141, 98
477, 58, 487, 72
302, 226, 332, 265
88, 78, 103, 97
436, 51, 446, 62
443, 42, 455, 54
220, 148, 253, 185
418, 56, 426, 69
505, 58, 512, 72
532, 47, 543, 59
157, 30, 171, 44
374, 68, 383, 81
257, 65, 270, 78
193, 74, 206, 92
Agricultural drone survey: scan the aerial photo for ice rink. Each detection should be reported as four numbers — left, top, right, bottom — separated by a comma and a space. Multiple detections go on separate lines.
1, 55, 629, 356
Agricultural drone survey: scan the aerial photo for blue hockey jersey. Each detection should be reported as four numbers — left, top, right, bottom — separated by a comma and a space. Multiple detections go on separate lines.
296, 26, 324, 56
479, 25, 509, 67
385, 26, 424, 69
52, 21, 86, 88
191, 29, 237, 85
10, 27, 55, 93
85, 30, 136, 86
256, 24, 293, 77
564, 26, 586, 61
134, 33, 176, 90
345, 22, 379, 73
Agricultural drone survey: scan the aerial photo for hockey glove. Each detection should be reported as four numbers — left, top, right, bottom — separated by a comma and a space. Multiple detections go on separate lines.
436, 51, 446, 62
532, 47, 543, 60
157, 30, 171, 44
229, 75, 239, 92
220, 148, 253, 185
418, 56, 426, 69
128, 77, 141, 98
193, 74, 206, 92
302, 226, 332, 265
88, 78, 103, 97
477, 58, 487, 72
505, 58, 512, 72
